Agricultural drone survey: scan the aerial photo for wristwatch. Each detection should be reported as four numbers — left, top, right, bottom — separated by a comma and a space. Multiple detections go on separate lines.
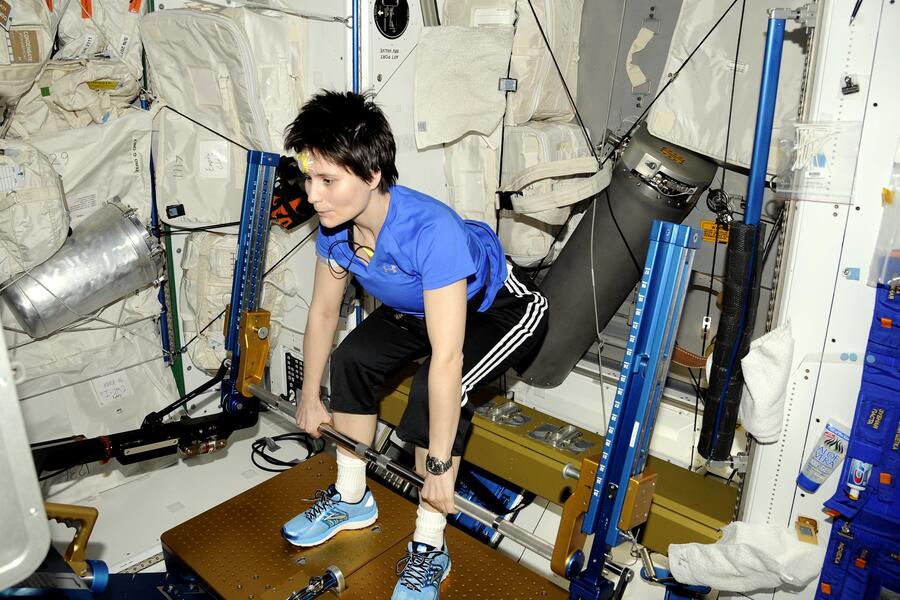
425, 454, 453, 475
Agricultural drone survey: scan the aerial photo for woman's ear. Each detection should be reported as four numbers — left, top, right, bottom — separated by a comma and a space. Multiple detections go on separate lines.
368, 169, 382, 192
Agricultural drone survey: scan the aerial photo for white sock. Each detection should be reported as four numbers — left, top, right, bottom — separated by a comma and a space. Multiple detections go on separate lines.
334, 451, 367, 503
413, 504, 446, 549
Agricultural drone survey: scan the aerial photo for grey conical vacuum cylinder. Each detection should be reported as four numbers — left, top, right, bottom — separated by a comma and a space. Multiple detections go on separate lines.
519, 128, 716, 387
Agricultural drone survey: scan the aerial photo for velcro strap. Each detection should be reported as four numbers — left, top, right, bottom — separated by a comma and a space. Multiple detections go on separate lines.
500, 157, 601, 193
511, 168, 612, 214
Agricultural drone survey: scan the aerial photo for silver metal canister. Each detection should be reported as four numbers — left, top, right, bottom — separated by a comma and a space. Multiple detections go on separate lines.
2, 200, 165, 339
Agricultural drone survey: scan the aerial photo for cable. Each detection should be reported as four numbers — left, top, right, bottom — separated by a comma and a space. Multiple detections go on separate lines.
606, 190, 641, 274
524, 0, 598, 164
688, 368, 703, 469
177, 227, 317, 355
251, 432, 326, 473
588, 197, 611, 430
159, 104, 251, 151
719, 0, 748, 190
157, 221, 241, 235
38, 467, 70, 482
520, 1, 741, 279
762, 204, 786, 267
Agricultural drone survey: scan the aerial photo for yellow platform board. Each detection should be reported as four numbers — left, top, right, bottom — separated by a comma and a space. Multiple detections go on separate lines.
161, 454, 568, 599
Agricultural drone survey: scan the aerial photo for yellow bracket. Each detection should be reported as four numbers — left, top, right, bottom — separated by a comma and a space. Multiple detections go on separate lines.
237, 309, 270, 397
551, 459, 658, 576
44, 502, 98, 578
551, 455, 598, 577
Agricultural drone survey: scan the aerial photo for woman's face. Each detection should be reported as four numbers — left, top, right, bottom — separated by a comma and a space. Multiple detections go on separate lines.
301, 151, 380, 228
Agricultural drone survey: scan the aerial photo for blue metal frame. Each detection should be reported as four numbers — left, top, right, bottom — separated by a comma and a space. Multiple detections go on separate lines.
705, 12, 785, 453
745, 15, 786, 226
222, 150, 279, 411
570, 221, 700, 600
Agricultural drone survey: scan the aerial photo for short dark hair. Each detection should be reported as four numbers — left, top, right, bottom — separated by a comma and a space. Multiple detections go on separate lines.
284, 91, 398, 194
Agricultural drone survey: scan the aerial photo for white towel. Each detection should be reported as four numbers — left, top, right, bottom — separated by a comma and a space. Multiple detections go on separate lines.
739, 321, 795, 443
414, 25, 514, 150
668, 522, 825, 593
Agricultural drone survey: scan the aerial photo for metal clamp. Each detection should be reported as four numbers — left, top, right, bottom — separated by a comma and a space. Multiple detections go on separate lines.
769, 4, 817, 27
707, 451, 748, 474
474, 400, 531, 427
528, 424, 594, 454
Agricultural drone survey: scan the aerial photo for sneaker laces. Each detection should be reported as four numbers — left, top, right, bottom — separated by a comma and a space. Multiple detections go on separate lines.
303, 488, 337, 522
395, 547, 447, 592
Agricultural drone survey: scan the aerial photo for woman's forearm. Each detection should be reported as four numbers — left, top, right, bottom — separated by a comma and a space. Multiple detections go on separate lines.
426, 353, 463, 459
300, 309, 340, 399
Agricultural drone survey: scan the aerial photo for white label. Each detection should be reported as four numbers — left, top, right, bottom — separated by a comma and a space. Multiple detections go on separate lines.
197, 141, 229, 179
0, 164, 25, 192
68, 192, 99, 226
805, 152, 829, 179
78, 33, 97, 57
629, 421, 641, 448
724, 59, 750, 74
473, 8, 515, 27
91, 372, 134, 405
130, 136, 141, 175
206, 331, 225, 350
117, 33, 131, 58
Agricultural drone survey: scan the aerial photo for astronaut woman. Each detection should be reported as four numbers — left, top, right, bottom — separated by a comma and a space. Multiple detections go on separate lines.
281, 91, 548, 600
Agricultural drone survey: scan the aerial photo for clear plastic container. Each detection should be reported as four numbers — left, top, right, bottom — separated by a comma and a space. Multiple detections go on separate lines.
868, 140, 900, 288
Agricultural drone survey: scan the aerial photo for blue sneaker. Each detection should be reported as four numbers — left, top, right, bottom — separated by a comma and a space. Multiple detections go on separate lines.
281, 484, 378, 547
391, 541, 451, 600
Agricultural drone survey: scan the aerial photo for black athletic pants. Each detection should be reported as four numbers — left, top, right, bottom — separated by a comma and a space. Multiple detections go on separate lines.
329, 264, 548, 456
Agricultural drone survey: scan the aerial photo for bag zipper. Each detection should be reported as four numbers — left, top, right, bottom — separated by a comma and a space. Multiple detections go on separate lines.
150, 9, 270, 150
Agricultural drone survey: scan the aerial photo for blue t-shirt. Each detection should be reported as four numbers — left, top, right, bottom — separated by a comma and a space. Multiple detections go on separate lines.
315, 185, 507, 317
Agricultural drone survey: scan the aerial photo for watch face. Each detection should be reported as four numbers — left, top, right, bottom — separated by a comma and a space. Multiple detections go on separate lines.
427, 456, 450, 474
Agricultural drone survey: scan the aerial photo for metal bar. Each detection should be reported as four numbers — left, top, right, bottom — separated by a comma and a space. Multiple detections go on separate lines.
744, 14, 786, 225
248, 384, 555, 561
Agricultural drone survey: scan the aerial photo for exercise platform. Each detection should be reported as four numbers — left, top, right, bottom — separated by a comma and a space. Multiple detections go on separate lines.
161, 453, 567, 599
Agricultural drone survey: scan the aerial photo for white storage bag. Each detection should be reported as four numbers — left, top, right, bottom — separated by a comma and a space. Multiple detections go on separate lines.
55, 0, 145, 76
443, 126, 502, 226
0, 139, 69, 282
141, 5, 306, 152
27, 106, 157, 227
0, 0, 66, 128
499, 121, 610, 220
506, 0, 583, 125
154, 107, 246, 228
443, 0, 516, 27
498, 208, 583, 267
7, 58, 140, 139
179, 228, 294, 373
646, 0, 807, 173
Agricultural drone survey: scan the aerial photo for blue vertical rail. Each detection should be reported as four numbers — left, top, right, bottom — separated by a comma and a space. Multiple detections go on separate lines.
223, 150, 278, 410
745, 14, 786, 225
570, 222, 700, 600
